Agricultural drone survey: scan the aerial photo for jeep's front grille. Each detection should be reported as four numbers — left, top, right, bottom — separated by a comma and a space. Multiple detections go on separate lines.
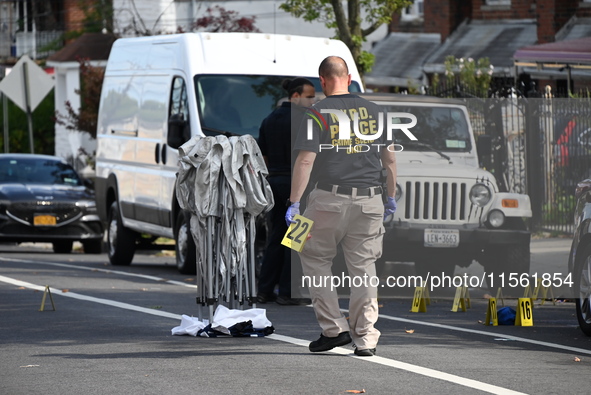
404, 181, 468, 222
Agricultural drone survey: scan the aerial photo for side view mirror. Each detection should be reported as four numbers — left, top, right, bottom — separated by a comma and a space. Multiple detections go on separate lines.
168, 113, 190, 149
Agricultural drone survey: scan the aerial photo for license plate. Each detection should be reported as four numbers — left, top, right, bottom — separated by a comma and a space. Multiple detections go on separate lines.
34, 215, 57, 226
424, 229, 459, 248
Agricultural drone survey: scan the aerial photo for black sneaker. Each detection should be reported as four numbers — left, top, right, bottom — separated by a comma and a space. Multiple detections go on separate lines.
353, 347, 376, 357
276, 296, 312, 305
309, 332, 352, 352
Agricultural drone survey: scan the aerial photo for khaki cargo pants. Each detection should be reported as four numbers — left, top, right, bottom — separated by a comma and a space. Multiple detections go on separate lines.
299, 186, 384, 350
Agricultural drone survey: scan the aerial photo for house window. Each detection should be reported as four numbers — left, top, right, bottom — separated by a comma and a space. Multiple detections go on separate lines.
401, 0, 424, 21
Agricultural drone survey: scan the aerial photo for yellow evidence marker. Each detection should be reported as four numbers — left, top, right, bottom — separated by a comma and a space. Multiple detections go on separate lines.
39, 285, 56, 311
281, 214, 314, 252
485, 297, 498, 326
410, 285, 428, 313
515, 297, 533, 326
451, 286, 471, 312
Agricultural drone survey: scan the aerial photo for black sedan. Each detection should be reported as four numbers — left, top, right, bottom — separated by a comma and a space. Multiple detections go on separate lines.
0, 154, 103, 253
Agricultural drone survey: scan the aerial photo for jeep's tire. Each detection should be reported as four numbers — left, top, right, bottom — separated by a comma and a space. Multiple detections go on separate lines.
574, 244, 591, 336
82, 239, 103, 254
53, 241, 73, 254
175, 210, 196, 275
482, 243, 530, 295
107, 201, 136, 266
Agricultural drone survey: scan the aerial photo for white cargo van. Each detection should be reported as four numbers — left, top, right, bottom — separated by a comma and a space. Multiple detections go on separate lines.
94, 32, 363, 273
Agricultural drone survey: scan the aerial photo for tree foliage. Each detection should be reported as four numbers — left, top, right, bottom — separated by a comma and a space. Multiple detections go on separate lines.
443, 56, 494, 97
0, 94, 55, 155
280, 0, 410, 75
192, 6, 260, 33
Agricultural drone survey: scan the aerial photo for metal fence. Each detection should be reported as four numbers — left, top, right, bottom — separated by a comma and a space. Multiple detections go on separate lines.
426, 83, 591, 235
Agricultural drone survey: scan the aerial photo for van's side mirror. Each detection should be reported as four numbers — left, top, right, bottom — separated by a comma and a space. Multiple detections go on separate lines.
168, 113, 189, 149
476, 134, 492, 169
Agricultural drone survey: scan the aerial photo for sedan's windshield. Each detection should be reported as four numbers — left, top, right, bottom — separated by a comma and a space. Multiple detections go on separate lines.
195, 75, 361, 138
0, 158, 82, 186
380, 104, 472, 152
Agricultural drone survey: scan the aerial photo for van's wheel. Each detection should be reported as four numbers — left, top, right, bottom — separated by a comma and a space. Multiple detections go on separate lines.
575, 244, 591, 336
82, 239, 103, 254
175, 210, 196, 274
107, 201, 136, 266
53, 241, 73, 254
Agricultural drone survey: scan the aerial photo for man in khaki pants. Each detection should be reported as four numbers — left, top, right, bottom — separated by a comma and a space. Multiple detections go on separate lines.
286, 56, 397, 356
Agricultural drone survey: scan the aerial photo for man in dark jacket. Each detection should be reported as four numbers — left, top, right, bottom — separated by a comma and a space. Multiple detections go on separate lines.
257, 77, 316, 305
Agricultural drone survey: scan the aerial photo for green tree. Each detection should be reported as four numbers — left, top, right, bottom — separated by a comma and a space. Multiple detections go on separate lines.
280, 0, 410, 76
0, 93, 55, 155
444, 55, 494, 97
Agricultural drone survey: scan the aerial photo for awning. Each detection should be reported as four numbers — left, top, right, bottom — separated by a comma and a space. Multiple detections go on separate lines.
365, 33, 441, 88
513, 36, 591, 82
424, 19, 538, 75
514, 36, 591, 66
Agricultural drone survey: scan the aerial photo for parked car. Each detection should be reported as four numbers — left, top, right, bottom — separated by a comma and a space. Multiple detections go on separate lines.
568, 179, 591, 336
0, 153, 103, 253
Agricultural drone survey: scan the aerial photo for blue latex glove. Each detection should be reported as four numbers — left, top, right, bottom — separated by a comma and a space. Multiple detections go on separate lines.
285, 202, 300, 227
384, 196, 397, 220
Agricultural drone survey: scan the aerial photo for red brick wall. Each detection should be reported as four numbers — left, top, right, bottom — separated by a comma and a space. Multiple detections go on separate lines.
537, 0, 578, 43
424, 0, 469, 41
63, 0, 86, 32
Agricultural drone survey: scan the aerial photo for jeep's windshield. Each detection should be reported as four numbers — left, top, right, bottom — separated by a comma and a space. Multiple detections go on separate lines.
194, 75, 361, 138
380, 105, 472, 152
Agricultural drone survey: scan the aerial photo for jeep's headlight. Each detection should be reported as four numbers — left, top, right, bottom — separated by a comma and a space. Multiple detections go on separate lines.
395, 183, 402, 201
469, 184, 491, 207
488, 209, 505, 228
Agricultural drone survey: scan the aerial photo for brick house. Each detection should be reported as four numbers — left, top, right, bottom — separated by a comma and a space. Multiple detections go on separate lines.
366, 0, 591, 95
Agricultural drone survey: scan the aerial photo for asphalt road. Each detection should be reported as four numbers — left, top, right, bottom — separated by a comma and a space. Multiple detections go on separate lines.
1, 237, 589, 395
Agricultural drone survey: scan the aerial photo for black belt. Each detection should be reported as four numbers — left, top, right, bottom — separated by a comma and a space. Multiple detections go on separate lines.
316, 183, 382, 196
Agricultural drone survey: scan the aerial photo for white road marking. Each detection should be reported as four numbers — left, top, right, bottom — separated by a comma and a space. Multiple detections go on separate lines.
0, 275, 180, 320
0, 257, 197, 288
368, 311, 591, 356
271, 333, 527, 394
3, 256, 589, 356
0, 273, 526, 395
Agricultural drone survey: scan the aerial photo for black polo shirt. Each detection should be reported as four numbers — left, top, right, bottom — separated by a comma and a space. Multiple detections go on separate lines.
294, 94, 386, 188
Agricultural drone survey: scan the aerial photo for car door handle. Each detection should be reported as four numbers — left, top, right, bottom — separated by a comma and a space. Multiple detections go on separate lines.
161, 144, 167, 165
155, 143, 160, 164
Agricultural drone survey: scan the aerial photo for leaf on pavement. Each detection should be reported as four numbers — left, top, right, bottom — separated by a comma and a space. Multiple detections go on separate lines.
343, 390, 366, 394
405, 329, 415, 334
62, 289, 69, 293
574, 357, 581, 362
